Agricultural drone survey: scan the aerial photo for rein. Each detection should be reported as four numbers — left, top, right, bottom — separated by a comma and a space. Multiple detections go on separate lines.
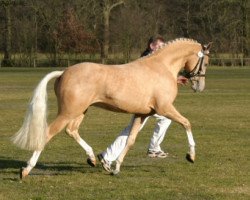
184, 51, 207, 79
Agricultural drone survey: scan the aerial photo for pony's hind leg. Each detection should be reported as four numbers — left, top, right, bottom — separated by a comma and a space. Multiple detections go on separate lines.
21, 150, 42, 179
21, 115, 71, 179
65, 114, 96, 167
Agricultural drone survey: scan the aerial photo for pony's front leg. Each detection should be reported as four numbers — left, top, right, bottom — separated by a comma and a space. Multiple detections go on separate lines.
158, 104, 196, 163
186, 130, 195, 162
21, 150, 42, 179
112, 115, 147, 175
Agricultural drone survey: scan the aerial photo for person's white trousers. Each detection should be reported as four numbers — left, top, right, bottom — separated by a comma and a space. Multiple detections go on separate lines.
102, 114, 172, 163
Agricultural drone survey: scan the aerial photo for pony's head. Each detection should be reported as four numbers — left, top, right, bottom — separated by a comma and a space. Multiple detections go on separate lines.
184, 42, 212, 92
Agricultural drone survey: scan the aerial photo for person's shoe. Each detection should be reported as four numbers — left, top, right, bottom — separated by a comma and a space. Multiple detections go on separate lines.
97, 153, 112, 172
147, 150, 168, 158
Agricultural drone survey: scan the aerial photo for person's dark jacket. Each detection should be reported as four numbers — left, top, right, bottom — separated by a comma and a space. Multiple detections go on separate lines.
140, 49, 152, 57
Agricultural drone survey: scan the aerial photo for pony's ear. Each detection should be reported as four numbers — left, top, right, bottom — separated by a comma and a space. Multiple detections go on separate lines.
202, 42, 212, 50
202, 42, 212, 53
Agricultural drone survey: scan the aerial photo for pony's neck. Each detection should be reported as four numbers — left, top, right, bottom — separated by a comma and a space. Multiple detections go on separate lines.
158, 41, 201, 77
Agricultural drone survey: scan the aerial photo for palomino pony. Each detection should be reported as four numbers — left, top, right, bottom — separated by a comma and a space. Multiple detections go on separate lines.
12, 38, 211, 178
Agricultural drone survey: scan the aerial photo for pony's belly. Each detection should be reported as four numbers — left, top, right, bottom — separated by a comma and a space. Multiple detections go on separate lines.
92, 102, 153, 114
92, 102, 128, 113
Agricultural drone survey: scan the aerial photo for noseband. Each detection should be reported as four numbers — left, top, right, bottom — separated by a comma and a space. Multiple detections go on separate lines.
184, 51, 207, 79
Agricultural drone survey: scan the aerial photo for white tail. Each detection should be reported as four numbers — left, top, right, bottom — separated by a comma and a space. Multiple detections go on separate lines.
12, 71, 64, 151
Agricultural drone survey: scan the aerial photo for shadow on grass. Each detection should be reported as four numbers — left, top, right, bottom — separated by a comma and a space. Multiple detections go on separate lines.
0, 156, 176, 179
0, 157, 26, 170
0, 156, 102, 177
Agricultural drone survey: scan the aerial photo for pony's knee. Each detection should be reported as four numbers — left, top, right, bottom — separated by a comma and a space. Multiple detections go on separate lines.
183, 120, 191, 130
65, 128, 75, 138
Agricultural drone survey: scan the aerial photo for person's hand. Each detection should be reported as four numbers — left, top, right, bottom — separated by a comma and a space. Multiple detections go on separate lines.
177, 75, 189, 85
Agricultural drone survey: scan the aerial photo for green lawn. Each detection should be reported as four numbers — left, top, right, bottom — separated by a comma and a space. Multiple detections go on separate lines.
0, 67, 249, 200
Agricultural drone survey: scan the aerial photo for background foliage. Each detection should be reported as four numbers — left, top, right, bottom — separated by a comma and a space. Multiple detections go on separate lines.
0, 0, 249, 66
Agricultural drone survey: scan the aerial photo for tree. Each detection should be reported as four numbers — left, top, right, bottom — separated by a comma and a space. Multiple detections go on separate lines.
53, 7, 97, 54
0, 0, 249, 67
101, 0, 124, 63
241, 0, 250, 64
1, 0, 13, 66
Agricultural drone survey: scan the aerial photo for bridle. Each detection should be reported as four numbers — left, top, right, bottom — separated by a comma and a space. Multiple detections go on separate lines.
184, 50, 208, 79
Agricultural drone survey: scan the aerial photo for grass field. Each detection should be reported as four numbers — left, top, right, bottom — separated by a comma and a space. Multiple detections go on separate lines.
0, 67, 249, 200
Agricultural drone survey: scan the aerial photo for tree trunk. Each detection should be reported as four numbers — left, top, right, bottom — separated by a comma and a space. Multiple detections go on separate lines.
33, 10, 38, 68
2, 2, 12, 66
101, 0, 124, 64
102, 4, 110, 63
184, 0, 190, 38
242, 0, 249, 65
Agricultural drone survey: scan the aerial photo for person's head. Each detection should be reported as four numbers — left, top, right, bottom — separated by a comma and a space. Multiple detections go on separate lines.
147, 35, 165, 52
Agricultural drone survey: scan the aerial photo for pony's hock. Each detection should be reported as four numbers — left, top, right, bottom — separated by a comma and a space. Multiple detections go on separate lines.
12, 38, 211, 178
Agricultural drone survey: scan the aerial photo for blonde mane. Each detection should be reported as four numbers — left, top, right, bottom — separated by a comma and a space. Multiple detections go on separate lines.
164, 38, 199, 46
143, 38, 200, 58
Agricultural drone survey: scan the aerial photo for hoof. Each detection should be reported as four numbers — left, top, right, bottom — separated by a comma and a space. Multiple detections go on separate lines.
20, 167, 29, 179
186, 153, 195, 163
111, 169, 120, 176
87, 158, 96, 167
